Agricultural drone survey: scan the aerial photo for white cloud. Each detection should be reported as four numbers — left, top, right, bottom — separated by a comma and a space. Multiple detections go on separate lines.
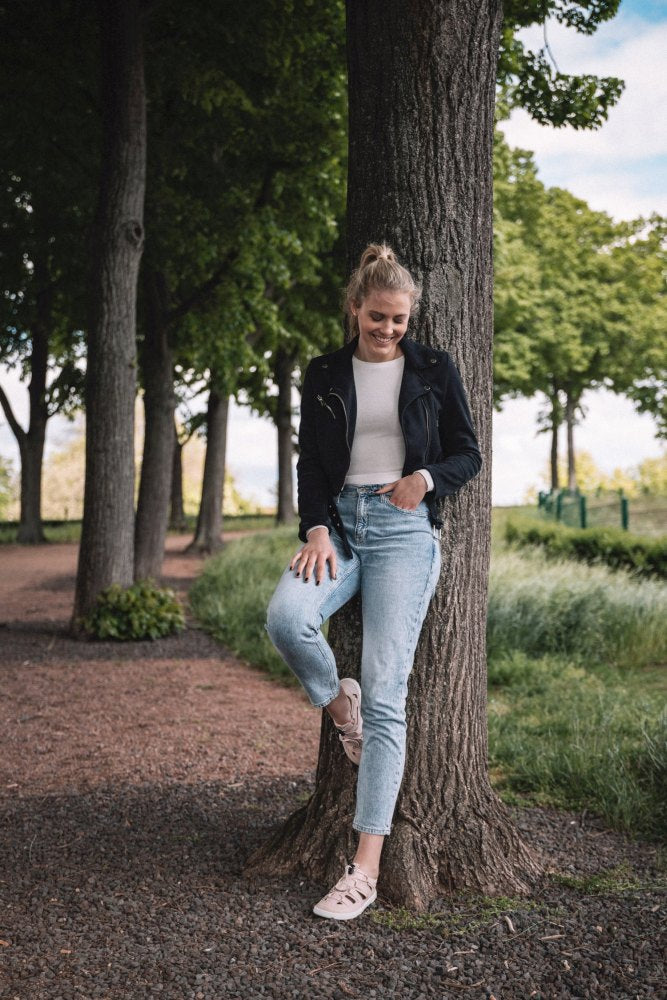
501, 13, 667, 220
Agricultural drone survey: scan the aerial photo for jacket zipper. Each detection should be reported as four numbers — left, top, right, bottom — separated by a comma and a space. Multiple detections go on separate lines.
399, 390, 430, 467
420, 396, 431, 459
328, 391, 351, 458
316, 394, 336, 419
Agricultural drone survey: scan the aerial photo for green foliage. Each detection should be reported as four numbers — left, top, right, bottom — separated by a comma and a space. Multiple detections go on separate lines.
493, 131, 667, 437
0, 457, 16, 518
505, 519, 667, 580
489, 545, 667, 668
80, 580, 185, 641
499, 1, 624, 129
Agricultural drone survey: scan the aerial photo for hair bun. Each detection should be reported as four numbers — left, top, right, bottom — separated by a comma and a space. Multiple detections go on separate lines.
359, 243, 396, 270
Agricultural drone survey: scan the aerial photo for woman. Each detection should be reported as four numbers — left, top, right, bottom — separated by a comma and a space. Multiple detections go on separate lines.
266, 244, 482, 920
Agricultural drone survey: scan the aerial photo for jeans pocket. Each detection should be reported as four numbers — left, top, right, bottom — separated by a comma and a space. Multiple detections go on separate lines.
380, 494, 429, 517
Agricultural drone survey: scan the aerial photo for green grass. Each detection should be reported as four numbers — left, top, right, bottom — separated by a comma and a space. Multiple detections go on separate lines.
371, 895, 544, 935
488, 547, 667, 668
546, 862, 650, 894
488, 650, 666, 840
188, 525, 299, 685
0, 512, 277, 545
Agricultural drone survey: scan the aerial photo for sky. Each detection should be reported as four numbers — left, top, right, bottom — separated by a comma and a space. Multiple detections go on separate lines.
1, 0, 665, 508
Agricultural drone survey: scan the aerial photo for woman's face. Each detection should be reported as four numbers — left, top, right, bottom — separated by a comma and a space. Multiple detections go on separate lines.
352, 288, 412, 362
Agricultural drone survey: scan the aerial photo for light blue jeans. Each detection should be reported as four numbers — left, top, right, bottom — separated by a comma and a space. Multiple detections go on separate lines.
266, 484, 441, 835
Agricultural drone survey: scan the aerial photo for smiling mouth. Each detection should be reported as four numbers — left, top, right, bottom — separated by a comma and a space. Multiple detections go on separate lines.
371, 333, 394, 343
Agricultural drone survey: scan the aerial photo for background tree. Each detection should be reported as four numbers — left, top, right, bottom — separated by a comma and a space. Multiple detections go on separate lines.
494, 145, 666, 492
133, 0, 346, 565
0, 2, 91, 542
73, 0, 147, 621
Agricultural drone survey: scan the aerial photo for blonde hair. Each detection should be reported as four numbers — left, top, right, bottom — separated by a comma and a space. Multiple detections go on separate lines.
344, 243, 421, 338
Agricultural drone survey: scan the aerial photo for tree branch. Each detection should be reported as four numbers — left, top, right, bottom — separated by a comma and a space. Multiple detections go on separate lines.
167, 163, 281, 327
0, 382, 26, 445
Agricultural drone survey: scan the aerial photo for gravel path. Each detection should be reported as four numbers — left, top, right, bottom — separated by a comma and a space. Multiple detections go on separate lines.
0, 538, 664, 999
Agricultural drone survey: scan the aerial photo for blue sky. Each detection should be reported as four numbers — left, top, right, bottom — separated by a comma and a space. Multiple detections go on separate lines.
1, 1, 665, 507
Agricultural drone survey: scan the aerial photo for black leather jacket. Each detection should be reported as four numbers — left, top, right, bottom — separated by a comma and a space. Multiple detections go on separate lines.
297, 335, 482, 557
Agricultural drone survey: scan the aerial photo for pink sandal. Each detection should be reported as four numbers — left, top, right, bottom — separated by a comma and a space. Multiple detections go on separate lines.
335, 677, 363, 766
312, 862, 378, 920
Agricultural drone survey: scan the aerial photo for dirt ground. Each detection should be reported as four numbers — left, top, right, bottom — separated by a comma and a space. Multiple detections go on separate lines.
0, 537, 664, 999
0, 535, 319, 797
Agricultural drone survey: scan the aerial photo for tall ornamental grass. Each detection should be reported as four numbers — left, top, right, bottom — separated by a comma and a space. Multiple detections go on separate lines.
488, 548, 667, 669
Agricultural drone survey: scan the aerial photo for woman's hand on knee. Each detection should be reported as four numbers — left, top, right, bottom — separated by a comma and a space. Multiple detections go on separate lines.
290, 527, 337, 585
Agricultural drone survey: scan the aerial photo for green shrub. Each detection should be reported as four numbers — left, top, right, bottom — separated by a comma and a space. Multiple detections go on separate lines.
505, 519, 667, 580
81, 580, 185, 640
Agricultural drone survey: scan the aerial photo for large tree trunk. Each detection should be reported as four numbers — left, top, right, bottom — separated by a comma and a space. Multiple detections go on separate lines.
134, 268, 175, 581
169, 421, 188, 531
72, 0, 146, 622
549, 390, 561, 492
565, 389, 577, 492
275, 346, 296, 525
246, 0, 542, 909
186, 386, 229, 554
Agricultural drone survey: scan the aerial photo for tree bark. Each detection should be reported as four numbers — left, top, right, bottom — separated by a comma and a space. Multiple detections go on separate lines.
134, 268, 175, 581
565, 389, 577, 492
186, 386, 229, 554
169, 421, 188, 531
275, 346, 296, 525
246, 0, 543, 908
72, 0, 146, 622
549, 390, 561, 492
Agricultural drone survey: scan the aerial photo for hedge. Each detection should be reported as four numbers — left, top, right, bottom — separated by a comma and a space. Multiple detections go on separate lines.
505, 519, 667, 580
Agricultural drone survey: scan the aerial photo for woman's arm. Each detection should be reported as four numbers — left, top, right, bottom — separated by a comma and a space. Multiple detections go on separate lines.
293, 362, 339, 583
423, 355, 482, 497
296, 362, 334, 542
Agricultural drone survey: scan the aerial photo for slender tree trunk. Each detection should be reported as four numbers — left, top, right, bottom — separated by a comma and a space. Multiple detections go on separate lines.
72, 0, 146, 622
246, 0, 542, 908
169, 421, 187, 531
565, 389, 577, 492
549, 391, 561, 492
186, 386, 229, 554
275, 346, 296, 525
134, 268, 175, 580
0, 277, 52, 543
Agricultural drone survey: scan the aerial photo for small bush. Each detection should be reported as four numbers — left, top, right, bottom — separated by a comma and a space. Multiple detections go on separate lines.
505, 519, 667, 580
81, 580, 185, 640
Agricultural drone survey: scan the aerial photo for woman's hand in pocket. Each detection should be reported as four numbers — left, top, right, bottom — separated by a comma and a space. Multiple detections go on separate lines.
375, 472, 428, 510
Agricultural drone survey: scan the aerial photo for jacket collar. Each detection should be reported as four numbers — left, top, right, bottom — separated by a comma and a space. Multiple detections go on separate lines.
322, 334, 442, 378
316, 336, 441, 443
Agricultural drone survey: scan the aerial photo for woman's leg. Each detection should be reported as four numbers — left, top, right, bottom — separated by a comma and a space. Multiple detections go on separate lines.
265, 532, 360, 709
353, 832, 384, 878
353, 497, 441, 838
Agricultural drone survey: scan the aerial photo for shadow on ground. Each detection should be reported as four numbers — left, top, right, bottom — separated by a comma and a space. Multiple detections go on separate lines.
1, 776, 664, 1000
